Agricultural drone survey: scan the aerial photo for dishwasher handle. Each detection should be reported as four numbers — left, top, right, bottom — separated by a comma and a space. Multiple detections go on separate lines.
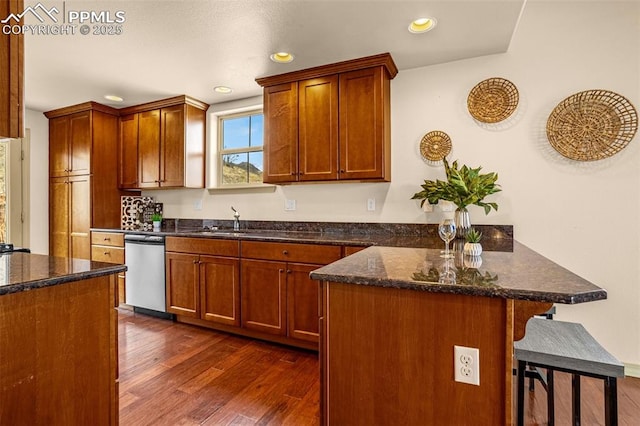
124, 235, 165, 245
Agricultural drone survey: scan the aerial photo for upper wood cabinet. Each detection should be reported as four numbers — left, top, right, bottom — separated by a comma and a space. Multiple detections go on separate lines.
0, 0, 24, 139
118, 113, 139, 189
256, 53, 397, 184
48, 110, 92, 177
118, 95, 209, 189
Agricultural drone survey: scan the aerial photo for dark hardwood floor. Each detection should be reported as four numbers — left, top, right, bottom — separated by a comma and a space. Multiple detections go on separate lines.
118, 308, 640, 425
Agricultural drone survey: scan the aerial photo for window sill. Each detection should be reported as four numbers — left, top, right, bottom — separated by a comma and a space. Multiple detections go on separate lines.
207, 183, 277, 194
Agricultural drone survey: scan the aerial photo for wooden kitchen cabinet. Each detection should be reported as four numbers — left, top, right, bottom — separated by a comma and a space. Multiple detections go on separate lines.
240, 259, 287, 336
49, 110, 92, 177
165, 237, 240, 325
118, 95, 209, 189
45, 102, 130, 260
49, 175, 91, 260
118, 113, 139, 189
91, 231, 126, 304
0, 0, 24, 139
256, 53, 397, 184
241, 241, 341, 344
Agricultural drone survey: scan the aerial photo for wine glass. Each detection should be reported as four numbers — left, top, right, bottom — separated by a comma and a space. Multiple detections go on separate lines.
438, 218, 456, 258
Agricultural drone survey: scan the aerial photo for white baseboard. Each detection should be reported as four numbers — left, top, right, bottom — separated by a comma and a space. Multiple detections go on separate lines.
624, 363, 640, 378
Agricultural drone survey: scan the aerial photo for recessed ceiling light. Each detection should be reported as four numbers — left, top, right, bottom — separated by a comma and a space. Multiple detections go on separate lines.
270, 52, 294, 63
104, 95, 123, 102
214, 86, 233, 94
408, 17, 437, 34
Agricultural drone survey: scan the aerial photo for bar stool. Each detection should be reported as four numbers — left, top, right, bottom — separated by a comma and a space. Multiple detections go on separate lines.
514, 318, 624, 426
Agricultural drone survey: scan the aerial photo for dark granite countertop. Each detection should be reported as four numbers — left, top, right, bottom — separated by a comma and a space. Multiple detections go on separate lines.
92, 220, 514, 252
0, 252, 126, 296
309, 243, 607, 304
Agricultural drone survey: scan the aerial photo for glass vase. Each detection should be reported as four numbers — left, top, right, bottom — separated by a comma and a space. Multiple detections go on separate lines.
454, 208, 470, 239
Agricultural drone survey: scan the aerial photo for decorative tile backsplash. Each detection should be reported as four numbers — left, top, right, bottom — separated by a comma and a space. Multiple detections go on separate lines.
121, 196, 163, 230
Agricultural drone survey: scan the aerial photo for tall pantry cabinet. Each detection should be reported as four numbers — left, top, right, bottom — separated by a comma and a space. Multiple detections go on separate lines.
45, 102, 130, 260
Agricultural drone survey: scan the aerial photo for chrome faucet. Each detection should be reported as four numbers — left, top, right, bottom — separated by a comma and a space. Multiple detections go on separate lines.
231, 206, 240, 231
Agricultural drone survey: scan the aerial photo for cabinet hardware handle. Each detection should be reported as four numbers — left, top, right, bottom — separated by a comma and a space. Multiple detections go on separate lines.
340, 169, 345, 173
103, 237, 110, 241
282, 250, 288, 255
286, 270, 291, 274
299, 172, 304, 175
103, 252, 109, 255
193, 260, 198, 264
279, 268, 284, 273
291, 172, 296, 175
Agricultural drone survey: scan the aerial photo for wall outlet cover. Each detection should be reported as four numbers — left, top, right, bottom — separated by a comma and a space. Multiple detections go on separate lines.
454, 345, 480, 386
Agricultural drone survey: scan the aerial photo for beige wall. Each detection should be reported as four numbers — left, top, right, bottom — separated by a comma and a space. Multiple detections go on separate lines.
26, 1, 640, 366
25, 109, 48, 255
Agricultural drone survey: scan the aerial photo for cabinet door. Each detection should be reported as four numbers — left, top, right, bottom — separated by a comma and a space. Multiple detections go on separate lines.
299, 76, 339, 181
166, 252, 200, 317
200, 255, 240, 326
0, 0, 23, 139
240, 259, 287, 335
263, 82, 299, 184
160, 105, 185, 187
119, 113, 139, 189
137, 109, 161, 188
49, 177, 69, 257
287, 262, 321, 342
69, 175, 91, 260
68, 111, 92, 176
338, 67, 388, 180
49, 116, 70, 177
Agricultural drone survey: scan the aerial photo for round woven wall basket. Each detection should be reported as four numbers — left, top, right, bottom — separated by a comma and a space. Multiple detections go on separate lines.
546, 89, 638, 161
467, 77, 519, 123
420, 130, 452, 162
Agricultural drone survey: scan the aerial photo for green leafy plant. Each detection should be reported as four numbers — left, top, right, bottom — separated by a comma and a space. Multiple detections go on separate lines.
151, 213, 162, 222
465, 228, 483, 243
411, 158, 501, 214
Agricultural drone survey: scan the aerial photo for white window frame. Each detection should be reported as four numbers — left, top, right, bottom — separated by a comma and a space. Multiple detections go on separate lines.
208, 102, 273, 191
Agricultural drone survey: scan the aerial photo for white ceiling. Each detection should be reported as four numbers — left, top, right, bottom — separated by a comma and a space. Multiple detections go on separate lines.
24, 0, 526, 112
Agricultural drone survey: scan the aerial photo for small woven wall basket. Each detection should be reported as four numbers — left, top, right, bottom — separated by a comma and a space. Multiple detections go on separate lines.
420, 130, 452, 162
467, 77, 519, 123
546, 89, 638, 161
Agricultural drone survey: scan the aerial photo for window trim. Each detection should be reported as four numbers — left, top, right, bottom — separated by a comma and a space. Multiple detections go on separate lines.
209, 104, 273, 190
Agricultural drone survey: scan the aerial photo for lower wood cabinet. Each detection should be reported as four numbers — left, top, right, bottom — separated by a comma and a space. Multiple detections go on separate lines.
90, 231, 126, 304
165, 237, 240, 327
166, 237, 342, 350
241, 241, 342, 346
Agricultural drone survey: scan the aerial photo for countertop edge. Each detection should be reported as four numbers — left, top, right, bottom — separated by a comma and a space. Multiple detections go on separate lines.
0, 263, 126, 296
310, 272, 608, 304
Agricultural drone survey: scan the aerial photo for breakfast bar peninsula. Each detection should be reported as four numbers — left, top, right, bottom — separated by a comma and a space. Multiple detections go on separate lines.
0, 252, 125, 425
310, 242, 607, 425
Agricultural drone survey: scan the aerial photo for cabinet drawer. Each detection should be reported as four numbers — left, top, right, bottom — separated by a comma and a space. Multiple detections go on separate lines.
166, 236, 239, 257
91, 246, 125, 264
241, 241, 341, 264
91, 232, 124, 247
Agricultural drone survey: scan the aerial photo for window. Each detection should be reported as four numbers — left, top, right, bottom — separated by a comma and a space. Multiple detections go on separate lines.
218, 110, 264, 186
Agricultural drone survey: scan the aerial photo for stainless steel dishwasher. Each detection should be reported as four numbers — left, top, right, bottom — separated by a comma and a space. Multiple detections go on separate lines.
124, 234, 169, 317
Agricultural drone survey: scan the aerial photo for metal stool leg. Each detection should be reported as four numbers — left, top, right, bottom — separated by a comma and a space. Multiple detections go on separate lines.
604, 377, 618, 426
547, 369, 555, 426
517, 360, 526, 426
572, 374, 581, 425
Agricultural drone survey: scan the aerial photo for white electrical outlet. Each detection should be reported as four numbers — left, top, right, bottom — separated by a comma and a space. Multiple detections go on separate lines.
285, 199, 296, 211
367, 198, 376, 211
194, 199, 203, 211
454, 345, 480, 386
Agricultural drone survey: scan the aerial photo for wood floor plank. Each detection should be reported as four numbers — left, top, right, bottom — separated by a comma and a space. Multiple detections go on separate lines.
118, 308, 640, 425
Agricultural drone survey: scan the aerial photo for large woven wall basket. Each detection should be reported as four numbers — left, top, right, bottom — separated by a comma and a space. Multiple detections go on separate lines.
546, 89, 638, 161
